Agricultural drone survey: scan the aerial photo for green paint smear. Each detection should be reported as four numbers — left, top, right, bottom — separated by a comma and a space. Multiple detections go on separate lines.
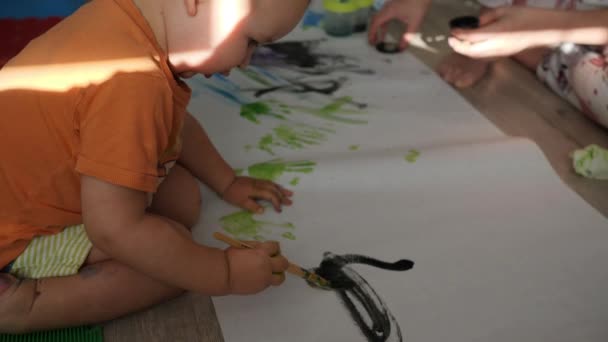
234, 168, 244, 176
240, 102, 287, 124
248, 159, 316, 182
282, 232, 296, 240
258, 124, 334, 155
289, 177, 300, 186
405, 149, 420, 163
349, 145, 360, 151
220, 210, 295, 241
293, 97, 368, 125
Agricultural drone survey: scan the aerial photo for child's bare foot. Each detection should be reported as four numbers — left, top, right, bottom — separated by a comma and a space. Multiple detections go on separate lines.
437, 53, 490, 89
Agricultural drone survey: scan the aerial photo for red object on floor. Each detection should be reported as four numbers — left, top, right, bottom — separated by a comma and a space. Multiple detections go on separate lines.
0, 17, 63, 69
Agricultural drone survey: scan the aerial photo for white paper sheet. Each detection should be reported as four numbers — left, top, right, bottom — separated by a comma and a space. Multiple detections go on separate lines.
186, 29, 608, 342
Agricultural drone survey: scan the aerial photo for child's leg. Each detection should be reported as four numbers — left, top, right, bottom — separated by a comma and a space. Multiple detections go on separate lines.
0, 164, 203, 333
537, 44, 608, 128
437, 4, 496, 89
0, 258, 182, 333
437, 55, 492, 89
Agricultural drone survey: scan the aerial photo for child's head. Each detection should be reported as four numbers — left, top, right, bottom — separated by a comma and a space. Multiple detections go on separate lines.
160, 0, 310, 78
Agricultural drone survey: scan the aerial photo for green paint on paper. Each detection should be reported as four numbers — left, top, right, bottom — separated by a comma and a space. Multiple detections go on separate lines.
293, 97, 368, 124
258, 124, 333, 155
220, 210, 295, 241
404, 149, 420, 163
349, 145, 360, 151
282, 232, 296, 240
290, 177, 300, 186
248, 159, 315, 182
240, 102, 287, 124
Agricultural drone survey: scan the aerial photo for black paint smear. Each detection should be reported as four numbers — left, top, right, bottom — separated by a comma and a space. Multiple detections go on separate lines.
252, 78, 344, 97
312, 252, 414, 342
251, 40, 374, 76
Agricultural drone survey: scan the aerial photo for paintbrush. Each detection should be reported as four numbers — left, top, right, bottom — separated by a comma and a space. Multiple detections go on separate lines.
213, 232, 331, 290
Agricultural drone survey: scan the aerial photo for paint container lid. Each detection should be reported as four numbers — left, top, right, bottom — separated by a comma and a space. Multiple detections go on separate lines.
356, 0, 374, 8
323, 0, 358, 13
449, 16, 480, 29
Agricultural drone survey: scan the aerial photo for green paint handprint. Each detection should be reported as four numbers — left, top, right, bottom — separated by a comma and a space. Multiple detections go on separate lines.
258, 123, 334, 155
240, 101, 291, 124
247, 159, 316, 182
293, 97, 368, 125
220, 210, 295, 241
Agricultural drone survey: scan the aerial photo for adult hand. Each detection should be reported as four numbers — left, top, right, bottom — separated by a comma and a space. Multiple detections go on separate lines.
368, 0, 432, 50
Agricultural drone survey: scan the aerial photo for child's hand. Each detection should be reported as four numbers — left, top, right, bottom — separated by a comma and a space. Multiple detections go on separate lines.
221, 176, 293, 213
368, 0, 432, 50
448, 7, 563, 58
225, 241, 289, 295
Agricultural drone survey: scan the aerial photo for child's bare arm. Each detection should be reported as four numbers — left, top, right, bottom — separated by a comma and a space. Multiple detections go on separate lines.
179, 113, 293, 213
81, 175, 288, 295
450, 8, 608, 59
179, 112, 236, 197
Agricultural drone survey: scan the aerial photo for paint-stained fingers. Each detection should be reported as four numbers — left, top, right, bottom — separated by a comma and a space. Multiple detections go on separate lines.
241, 199, 265, 214
253, 183, 285, 212
279, 186, 294, 199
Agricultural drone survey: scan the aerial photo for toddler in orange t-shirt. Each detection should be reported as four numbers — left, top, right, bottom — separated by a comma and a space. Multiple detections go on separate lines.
0, 0, 309, 332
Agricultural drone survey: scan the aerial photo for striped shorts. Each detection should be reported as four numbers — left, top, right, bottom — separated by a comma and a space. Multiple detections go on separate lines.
6, 224, 92, 279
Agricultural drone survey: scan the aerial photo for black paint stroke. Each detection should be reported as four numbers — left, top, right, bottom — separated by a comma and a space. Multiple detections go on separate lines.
251, 40, 374, 76
250, 78, 346, 97
312, 253, 414, 342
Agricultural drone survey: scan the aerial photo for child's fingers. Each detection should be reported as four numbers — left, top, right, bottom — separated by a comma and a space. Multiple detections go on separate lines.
451, 28, 495, 43
258, 240, 281, 257
254, 182, 285, 212
449, 37, 502, 58
270, 272, 286, 287
270, 254, 289, 273
242, 199, 265, 214
279, 186, 294, 197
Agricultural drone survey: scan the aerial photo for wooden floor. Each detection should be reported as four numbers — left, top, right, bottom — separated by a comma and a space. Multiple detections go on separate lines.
104, 1, 608, 341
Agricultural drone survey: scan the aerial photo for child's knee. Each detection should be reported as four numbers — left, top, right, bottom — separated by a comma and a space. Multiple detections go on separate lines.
0, 275, 38, 333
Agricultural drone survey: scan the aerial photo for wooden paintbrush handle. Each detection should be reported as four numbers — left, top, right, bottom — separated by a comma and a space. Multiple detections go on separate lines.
213, 232, 254, 249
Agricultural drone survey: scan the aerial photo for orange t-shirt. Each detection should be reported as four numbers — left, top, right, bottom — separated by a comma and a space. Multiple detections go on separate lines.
0, 0, 191, 268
